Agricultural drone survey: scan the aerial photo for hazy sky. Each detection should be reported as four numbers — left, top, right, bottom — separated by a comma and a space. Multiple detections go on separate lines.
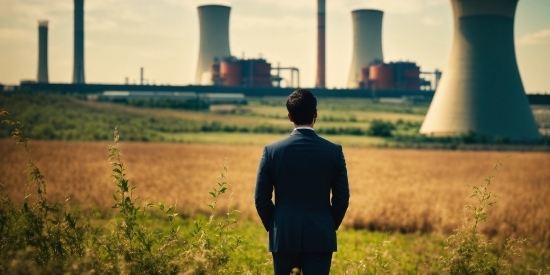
0, 0, 549, 93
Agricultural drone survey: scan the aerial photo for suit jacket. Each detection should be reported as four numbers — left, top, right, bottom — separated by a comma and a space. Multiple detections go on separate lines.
255, 128, 350, 253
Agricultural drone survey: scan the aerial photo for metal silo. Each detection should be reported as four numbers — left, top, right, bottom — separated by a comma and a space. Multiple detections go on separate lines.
420, 0, 540, 140
347, 9, 383, 88
73, 0, 85, 84
369, 64, 393, 90
220, 60, 242, 86
37, 20, 49, 83
195, 5, 231, 85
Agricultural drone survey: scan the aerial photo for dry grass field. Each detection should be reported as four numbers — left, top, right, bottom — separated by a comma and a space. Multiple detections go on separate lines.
1, 139, 549, 247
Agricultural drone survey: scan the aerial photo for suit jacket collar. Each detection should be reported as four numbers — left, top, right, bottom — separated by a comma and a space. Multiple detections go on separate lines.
291, 128, 317, 136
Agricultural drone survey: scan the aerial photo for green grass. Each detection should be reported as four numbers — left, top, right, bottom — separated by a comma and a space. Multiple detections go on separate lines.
0, 93, 425, 141
1, 114, 549, 274
84, 214, 549, 274
1, 92, 548, 150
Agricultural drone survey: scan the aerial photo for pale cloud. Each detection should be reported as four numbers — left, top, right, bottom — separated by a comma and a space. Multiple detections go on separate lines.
86, 16, 119, 31
0, 0, 71, 23
232, 14, 312, 31
234, 0, 311, 10
0, 27, 34, 42
333, 0, 446, 14
518, 28, 550, 46
164, 0, 232, 9
421, 16, 440, 26
165, 0, 445, 14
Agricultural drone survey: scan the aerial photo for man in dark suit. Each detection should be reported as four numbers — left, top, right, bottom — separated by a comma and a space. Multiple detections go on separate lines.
255, 89, 350, 275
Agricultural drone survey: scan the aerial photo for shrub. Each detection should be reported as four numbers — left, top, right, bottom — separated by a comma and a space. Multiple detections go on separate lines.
367, 119, 395, 137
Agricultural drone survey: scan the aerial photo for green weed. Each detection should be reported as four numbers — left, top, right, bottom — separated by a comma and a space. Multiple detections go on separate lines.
0, 110, 87, 274
0, 111, 245, 274
439, 159, 529, 275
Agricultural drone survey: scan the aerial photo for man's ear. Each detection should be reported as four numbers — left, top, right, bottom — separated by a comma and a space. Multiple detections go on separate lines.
313, 110, 318, 118
288, 113, 294, 122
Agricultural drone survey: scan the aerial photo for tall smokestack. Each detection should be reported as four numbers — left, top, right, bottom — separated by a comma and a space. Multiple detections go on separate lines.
420, 0, 540, 140
195, 5, 231, 85
315, 0, 326, 88
73, 0, 85, 84
347, 9, 383, 88
37, 20, 49, 83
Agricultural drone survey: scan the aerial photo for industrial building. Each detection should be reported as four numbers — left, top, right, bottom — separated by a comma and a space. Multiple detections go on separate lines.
347, 9, 384, 88
358, 61, 426, 91
37, 20, 49, 83
211, 57, 273, 87
195, 5, 232, 85
95, 91, 247, 106
14, 0, 547, 140
420, 0, 540, 140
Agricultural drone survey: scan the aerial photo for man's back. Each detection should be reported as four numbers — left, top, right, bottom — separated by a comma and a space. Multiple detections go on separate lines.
255, 128, 349, 252
254, 89, 350, 275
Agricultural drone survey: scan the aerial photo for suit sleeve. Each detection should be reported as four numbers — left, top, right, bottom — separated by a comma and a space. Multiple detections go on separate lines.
331, 145, 350, 230
254, 146, 275, 232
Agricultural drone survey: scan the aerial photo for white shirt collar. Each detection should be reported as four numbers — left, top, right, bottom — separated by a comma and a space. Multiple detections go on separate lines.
294, 126, 314, 131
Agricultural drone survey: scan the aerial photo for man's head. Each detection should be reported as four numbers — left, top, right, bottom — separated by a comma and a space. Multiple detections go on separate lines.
286, 89, 317, 126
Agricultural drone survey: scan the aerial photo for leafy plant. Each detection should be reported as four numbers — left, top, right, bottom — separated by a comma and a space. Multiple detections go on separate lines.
186, 162, 244, 274
0, 111, 246, 274
440, 158, 529, 275
0, 110, 87, 274
97, 125, 183, 274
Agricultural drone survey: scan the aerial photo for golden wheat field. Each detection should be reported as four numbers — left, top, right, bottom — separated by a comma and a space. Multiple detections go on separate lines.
1, 139, 549, 247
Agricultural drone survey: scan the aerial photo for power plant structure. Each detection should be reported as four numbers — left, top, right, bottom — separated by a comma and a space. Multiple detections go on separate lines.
315, 0, 326, 88
211, 57, 273, 87
37, 20, 49, 83
73, 0, 85, 84
358, 61, 425, 91
195, 5, 232, 85
347, 9, 384, 88
420, 0, 540, 140
13, 1, 549, 129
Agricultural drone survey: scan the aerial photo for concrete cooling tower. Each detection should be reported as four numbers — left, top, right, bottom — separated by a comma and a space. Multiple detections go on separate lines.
195, 5, 231, 85
315, 0, 326, 88
347, 9, 383, 88
37, 20, 49, 83
73, 0, 85, 84
420, 0, 540, 140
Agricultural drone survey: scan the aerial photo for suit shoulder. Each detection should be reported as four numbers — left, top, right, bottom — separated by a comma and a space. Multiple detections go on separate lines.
264, 135, 293, 151
315, 135, 343, 150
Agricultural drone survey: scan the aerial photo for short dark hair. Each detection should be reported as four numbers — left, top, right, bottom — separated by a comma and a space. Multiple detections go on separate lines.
286, 89, 317, 125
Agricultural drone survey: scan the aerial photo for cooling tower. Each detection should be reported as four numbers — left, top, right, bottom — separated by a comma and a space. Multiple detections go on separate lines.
37, 21, 49, 83
195, 5, 231, 85
73, 0, 85, 84
315, 0, 326, 88
347, 9, 383, 88
420, 0, 540, 140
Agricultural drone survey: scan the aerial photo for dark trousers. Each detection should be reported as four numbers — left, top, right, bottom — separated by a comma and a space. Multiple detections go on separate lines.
272, 252, 333, 275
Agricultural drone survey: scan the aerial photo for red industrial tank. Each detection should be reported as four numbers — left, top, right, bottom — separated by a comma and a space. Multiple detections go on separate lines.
253, 61, 272, 87
403, 68, 420, 90
220, 61, 242, 86
369, 64, 394, 89
254, 62, 271, 76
